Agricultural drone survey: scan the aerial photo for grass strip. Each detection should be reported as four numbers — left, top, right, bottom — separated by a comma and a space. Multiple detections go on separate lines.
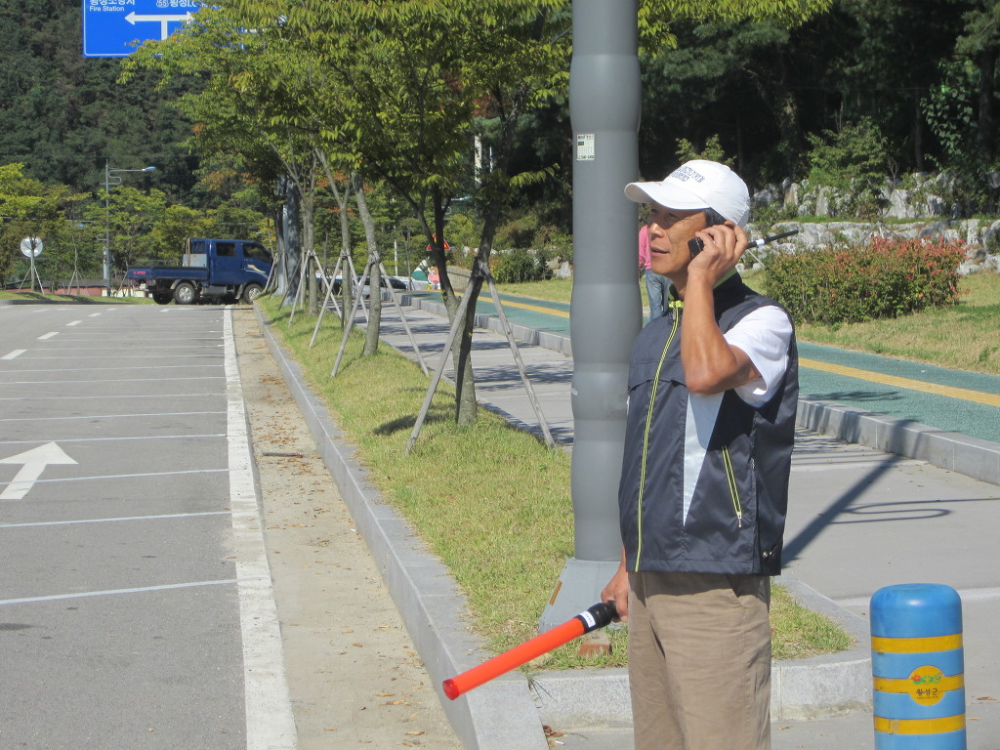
498, 271, 1000, 376
257, 294, 851, 669
0, 290, 153, 304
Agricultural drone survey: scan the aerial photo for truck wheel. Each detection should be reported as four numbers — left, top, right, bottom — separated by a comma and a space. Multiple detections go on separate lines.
242, 283, 263, 303
152, 293, 172, 305
174, 282, 198, 305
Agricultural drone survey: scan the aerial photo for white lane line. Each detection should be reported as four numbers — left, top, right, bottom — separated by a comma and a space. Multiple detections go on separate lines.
223, 308, 297, 750
37, 332, 58, 340
0, 579, 237, 607
67, 320, 82, 327
0, 393, 222, 402
0, 410, 225, 423
0, 365, 222, 374
35, 344, 222, 350
43, 335, 222, 340
0, 434, 225, 447
0, 468, 227, 489
0, 511, 229, 530
0, 376, 226, 386
88, 313, 102, 317
23, 354, 221, 360
1, 350, 26, 360
49, 329, 224, 334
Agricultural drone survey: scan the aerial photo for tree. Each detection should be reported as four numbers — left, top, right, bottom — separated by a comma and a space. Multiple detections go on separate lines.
122, 5, 291, 286
0, 162, 87, 285
225, 0, 573, 425
90, 185, 166, 276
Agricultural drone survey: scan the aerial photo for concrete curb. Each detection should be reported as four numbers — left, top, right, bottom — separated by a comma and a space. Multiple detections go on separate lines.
251, 304, 885, 740
400, 293, 573, 357
527, 573, 873, 728
253, 306, 550, 750
797, 398, 1000, 486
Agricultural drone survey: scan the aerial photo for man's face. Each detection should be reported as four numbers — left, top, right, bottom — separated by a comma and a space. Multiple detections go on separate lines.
646, 202, 707, 279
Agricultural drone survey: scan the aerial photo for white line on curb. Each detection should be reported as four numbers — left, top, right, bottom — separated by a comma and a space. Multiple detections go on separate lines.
223, 308, 298, 750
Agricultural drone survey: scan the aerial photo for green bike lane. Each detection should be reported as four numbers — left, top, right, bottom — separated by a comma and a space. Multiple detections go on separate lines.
408, 289, 1000, 445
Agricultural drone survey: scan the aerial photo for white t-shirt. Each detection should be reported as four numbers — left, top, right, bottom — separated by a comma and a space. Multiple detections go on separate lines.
722, 306, 793, 407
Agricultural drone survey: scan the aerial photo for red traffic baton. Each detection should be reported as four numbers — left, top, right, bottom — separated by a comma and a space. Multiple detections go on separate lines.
442, 602, 618, 700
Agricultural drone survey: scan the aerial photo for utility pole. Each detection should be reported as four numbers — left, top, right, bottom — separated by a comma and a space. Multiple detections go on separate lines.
540, 1, 642, 630
104, 161, 156, 296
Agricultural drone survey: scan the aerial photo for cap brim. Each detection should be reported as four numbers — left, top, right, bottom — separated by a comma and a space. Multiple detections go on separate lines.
624, 181, 710, 210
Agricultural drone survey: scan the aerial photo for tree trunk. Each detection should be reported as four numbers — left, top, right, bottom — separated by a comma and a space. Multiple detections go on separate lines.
282, 182, 301, 307
317, 151, 353, 330
338, 182, 353, 331
354, 173, 381, 357
274, 178, 289, 296
978, 46, 996, 165
301, 192, 316, 316
913, 90, 925, 172
426, 191, 478, 426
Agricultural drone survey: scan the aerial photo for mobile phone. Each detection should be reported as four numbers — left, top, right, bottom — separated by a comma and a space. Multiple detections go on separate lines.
688, 229, 799, 259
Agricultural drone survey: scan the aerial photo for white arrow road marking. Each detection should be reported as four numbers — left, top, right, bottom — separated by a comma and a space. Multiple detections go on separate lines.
0, 442, 78, 500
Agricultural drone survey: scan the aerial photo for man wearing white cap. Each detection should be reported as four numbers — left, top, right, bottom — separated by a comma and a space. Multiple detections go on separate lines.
601, 160, 799, 749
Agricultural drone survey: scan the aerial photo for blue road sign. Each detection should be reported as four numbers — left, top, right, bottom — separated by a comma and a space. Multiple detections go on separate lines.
82, 0, 198, 58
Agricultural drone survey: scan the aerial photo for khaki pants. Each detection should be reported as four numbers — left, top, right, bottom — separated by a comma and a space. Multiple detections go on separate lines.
628, 572, 772, 750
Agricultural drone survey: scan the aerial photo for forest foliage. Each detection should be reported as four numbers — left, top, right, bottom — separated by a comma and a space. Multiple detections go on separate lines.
4, 0, 1000, 287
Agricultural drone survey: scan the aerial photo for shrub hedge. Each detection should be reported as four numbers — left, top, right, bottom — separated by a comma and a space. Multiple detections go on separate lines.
764, 237, 966, 324
490, 248, 550, 284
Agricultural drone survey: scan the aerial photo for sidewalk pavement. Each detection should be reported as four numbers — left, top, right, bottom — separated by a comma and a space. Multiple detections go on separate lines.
257, 294, 1000, 750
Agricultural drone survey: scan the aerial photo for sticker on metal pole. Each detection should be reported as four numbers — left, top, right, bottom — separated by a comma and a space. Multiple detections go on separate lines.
576, 133, 596, 161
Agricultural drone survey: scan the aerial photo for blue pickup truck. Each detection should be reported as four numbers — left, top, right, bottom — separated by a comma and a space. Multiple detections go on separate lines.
126, 238, 272, 305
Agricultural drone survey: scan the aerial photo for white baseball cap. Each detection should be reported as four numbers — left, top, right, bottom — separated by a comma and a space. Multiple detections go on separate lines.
625, 159, 750, 227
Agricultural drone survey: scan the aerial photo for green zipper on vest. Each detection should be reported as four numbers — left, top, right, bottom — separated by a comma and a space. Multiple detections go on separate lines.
634, 302, 682, 571
721, 445, 743, 527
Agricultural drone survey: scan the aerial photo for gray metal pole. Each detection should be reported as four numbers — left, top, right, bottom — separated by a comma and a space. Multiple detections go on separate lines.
104, 161, 111, 297
540, 0, 642, 631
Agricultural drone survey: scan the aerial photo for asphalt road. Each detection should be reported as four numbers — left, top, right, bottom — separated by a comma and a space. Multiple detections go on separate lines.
0, 304, 293, 750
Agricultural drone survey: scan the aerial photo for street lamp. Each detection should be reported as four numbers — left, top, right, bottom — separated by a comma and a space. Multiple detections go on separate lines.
104, 160, 156, 296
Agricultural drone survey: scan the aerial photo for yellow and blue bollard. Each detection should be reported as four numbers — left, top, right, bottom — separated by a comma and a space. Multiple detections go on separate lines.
871, 583, 966, 749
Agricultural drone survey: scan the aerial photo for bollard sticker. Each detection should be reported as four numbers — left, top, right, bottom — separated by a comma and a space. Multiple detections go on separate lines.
873, 666, 964, 705
908, 666, 945, 705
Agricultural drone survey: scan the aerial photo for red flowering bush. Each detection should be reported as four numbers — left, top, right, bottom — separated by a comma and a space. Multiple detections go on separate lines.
764, 237, 965, 324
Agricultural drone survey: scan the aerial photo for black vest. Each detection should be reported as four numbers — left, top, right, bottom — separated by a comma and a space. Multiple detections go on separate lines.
618, 275, 798, 576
